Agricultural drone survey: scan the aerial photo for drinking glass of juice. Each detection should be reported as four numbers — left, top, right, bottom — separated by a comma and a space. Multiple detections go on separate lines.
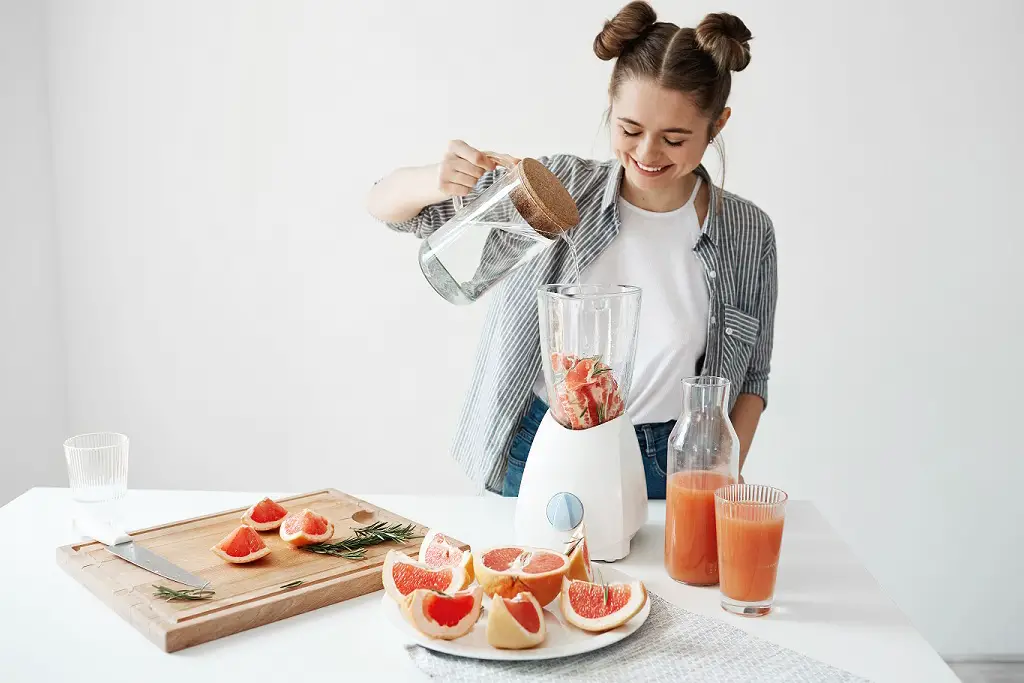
714, 484, 788, 616
664, 376, 739, 585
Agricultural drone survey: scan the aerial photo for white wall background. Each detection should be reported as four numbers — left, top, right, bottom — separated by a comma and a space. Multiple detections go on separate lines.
0, 0, 66, 505
3, 0, 1022, 658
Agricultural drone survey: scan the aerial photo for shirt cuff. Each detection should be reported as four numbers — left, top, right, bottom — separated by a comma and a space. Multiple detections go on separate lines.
740, 378, 768, 409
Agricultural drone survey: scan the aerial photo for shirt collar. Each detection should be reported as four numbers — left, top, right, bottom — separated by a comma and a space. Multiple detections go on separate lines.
599, 161, 721, 246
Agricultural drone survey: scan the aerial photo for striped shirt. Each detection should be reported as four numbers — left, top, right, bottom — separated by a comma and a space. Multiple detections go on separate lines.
382, 155, 778, 494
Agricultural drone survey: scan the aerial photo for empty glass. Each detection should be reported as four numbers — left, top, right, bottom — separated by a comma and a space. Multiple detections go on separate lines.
64, 432, 129, 504
714, 484, 788, 616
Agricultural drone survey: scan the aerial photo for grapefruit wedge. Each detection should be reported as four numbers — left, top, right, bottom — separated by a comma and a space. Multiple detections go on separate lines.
418, 529, 474, 584
560, 576, 647, 633
473, 545, 569, 607
211, 524, 271, 564
563, 524, 592, 582
401, 585, 483, 640
279, 508, 334, 546
241, 497, 289, 531
486, 591, 546, 649
382, 549, 468, 603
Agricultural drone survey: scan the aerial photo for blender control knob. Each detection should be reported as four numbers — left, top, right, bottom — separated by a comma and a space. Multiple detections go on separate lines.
545, 492, 584, 532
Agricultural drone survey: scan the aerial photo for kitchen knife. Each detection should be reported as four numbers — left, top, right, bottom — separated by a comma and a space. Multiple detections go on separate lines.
76, 516, 209, 589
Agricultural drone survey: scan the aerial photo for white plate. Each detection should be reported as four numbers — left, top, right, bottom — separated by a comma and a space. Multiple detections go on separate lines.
381, 564, 651, 661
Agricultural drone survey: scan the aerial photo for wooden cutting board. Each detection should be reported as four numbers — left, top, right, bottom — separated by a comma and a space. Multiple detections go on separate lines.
55, 489, 463, 652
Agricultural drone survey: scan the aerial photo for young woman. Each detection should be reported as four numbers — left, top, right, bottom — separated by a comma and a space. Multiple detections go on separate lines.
367, 2, 777, 499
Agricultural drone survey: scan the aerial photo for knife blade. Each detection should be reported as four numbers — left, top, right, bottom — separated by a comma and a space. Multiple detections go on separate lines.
76, 516, 209, 589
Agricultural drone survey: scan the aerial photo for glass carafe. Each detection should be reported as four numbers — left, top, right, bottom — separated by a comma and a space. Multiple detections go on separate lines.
418, 157, 579, 305
537, 284, 642, 430
664, 376, 739, 585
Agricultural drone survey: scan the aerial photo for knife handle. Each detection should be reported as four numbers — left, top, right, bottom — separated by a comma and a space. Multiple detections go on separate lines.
75, 515, 133, 546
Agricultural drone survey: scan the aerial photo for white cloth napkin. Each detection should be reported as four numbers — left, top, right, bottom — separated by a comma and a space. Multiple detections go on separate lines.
406, 592, 870, 682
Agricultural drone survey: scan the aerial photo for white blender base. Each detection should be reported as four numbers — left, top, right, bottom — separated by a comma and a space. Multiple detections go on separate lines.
513, 411, 648, 561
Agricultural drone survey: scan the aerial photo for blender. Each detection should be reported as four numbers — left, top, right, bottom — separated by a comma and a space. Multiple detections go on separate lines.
513, 284, 648, 561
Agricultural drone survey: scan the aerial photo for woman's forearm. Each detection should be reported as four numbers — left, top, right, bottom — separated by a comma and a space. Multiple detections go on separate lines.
730, 392, 764, 476
366, 163, 447, 224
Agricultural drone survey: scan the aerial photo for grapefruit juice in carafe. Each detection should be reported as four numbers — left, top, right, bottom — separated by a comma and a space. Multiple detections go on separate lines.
664, 376, 739, 585
666, 470, 734, 584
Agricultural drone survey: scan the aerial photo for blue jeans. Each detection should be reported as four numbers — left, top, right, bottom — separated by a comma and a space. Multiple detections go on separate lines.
501, 396, 674, 499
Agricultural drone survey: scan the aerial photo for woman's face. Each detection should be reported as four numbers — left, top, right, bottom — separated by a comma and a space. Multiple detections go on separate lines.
610, 78, 729, 196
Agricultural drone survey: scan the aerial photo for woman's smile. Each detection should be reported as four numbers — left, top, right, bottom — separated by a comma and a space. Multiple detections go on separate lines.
630, 156, 673, 177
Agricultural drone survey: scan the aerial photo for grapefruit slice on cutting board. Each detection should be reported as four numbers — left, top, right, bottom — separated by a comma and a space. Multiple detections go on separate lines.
241, 497, 289, 531
279, 508, 334, 546
211, 524, 271, 564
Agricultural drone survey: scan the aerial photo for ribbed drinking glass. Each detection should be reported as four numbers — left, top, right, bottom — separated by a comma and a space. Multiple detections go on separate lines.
63, 432, 129, 503
714, 484, 788, 616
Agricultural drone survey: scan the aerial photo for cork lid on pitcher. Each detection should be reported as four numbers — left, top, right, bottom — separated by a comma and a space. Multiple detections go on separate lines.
509, 158, 580, 239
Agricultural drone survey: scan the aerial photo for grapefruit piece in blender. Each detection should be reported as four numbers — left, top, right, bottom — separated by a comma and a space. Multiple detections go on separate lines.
559, 576, 647, 633
382, 550, 467, 603
240, 497, 289, 531
473, 545, 569, 607
279, 508, 334, 546
401, 585, 483, 640
486, 591, 546, 649
211, 524, 271, 563
418, 529, 474, 586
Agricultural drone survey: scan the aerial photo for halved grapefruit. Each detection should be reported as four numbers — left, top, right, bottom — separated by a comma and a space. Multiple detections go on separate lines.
560, 576, 647, 633
279, 508, 334, 546
563, 524, 592, 582
211, 524, 271, 563
401, 585, 483, 640
382, 549, 468, 603
473, 545, 569, 607
418, 529, 474, 584
241, 497, 289, 531
486, 591, 546, 649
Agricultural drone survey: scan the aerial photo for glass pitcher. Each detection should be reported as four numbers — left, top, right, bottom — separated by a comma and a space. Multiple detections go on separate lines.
418, 156, 579, 305
664, 376, 740, 585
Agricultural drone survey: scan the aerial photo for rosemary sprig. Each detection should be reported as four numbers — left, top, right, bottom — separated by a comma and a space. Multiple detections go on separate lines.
594, 567, 609, 606
279, 580, 303, 589
304, 544, 368, 560
302, 522, 421, 560
564, 534, 584, 557
352, 521, 421, 544
153, 584, 215, 601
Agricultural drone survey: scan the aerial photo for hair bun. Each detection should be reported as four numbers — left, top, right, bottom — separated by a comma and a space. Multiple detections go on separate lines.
593, 1, 658, 61
695, 12, 752, 72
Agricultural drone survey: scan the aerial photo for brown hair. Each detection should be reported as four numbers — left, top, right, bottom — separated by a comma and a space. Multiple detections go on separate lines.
594, 2, 752, 192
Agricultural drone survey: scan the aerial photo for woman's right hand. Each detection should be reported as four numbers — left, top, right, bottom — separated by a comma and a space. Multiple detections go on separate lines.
437, 140, 499, 198
366, 140, 518, 226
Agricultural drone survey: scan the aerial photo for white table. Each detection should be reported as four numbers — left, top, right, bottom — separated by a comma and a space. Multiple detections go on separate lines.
0, 487, 956, 682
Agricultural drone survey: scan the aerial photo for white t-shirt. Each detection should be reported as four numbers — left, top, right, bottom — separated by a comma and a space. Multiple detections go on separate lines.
532, 177, 710, 424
